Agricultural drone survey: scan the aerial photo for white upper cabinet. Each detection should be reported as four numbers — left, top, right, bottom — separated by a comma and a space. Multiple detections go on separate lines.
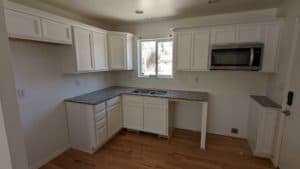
108, 32, 133, 70
5, 8, 72, 45
41, 18, 72, 44
261, 22, 281, 73
211, 25, 236, 44
5, 9, 42, 40
191, 29, 210, 71
175, 31, 192, 70
236, 23, 263, 43
175, 29, 210, 71
73, 26, 94, 72
92, 31, 108, 71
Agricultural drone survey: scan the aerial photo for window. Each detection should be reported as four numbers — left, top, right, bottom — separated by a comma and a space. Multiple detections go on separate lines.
138, 39, 173, 78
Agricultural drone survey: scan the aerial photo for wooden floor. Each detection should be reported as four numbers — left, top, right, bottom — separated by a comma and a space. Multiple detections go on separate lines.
40, 129, 274, 169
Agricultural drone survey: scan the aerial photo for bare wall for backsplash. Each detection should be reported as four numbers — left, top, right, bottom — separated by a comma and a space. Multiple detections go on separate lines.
9, 40, 117, 167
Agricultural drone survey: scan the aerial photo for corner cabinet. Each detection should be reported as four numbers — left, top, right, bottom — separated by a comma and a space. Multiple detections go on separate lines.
174, 28, 210, 71
108, 32, 133, 70
66, 96, 122, 154
62, 26, 109, 73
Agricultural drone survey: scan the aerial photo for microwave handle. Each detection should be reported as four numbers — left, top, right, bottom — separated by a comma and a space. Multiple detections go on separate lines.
249, 48, 254, 66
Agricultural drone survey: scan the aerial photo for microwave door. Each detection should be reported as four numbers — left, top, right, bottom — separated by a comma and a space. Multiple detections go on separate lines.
211, 48, 252, 70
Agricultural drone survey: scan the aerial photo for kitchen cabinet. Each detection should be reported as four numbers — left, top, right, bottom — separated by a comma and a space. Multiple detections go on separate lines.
248, 97, 280, 158
175, 31, 192, 70
66, 102, 107, 153
143, 97, 169, 136
62, 26, 109, 73
107, 97, 122, 138
108, 32, 133, 70
261, 22, 281, 72
72, 26, 94, 72
66, 96, 123, 154
41, 18, 72, 44
175, 29, 210, 71
211, 25, 236, 44
5, 8, 72, 44
92, 31, 108, 71
191, 29, 210, 70
236, 23, 263, 43
5, 9, 42, 41
122, 95, 170, 137
122, 95, 143, 130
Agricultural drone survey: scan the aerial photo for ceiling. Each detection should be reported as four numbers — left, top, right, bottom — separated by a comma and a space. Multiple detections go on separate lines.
32, 0, 282, 26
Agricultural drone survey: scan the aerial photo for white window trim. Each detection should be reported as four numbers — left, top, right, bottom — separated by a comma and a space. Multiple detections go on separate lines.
138, 38, 174, 78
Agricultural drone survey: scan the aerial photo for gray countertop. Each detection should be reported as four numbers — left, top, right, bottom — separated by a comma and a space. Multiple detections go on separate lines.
250, 95, 282, 109
65, 86, 209, 105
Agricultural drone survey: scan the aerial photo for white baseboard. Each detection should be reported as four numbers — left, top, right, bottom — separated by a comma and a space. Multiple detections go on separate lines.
29, 144, 70, 169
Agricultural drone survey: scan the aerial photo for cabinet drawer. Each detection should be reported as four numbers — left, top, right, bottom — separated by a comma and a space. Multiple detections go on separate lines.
143, 97, 168, 106
96, 126, 107, 148
96, 119, 106, 129
123, 95, 143, 104
95, 110, 106, 122
95, 102, 105, 112
107, 96, 121, 107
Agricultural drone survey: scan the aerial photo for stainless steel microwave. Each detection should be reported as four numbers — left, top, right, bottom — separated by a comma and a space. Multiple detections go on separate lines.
210, 43, 263, 71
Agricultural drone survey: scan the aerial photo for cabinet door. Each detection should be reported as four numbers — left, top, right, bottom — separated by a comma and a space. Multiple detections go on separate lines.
96, 126, 107, 148
236, 24, 262, 43
92, 31, 108, 71
5, 9, 42, 40
143, 97, 168, 136
122, 95, 143, 130
211, 25, 236, 44
41, 18, 72, 44
175, 32, 192, 70
73, 26, 94, 72
108, 34, 126, 69
191, 30, 210, 71
107, 104, 122, 138
261, 22, 281, 72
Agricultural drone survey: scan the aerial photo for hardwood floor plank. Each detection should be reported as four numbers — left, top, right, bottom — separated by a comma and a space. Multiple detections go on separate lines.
40, 129, 274, 169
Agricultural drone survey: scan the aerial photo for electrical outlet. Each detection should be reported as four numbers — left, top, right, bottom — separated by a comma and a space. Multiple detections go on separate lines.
17, 89, 25, 99
231, 128, 239, 134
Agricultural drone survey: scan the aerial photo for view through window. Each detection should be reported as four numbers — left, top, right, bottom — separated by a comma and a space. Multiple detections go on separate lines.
139, 39, 173, 77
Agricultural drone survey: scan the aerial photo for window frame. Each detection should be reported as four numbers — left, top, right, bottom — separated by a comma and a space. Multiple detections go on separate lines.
138, 38, 174, 78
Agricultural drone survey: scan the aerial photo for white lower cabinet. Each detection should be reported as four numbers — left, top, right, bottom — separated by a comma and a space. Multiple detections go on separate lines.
143, 97, 169, 136
66, 96, 122, 154
248, 97, 280, 158
122, 95, 170, 137
122, 95, 143, 130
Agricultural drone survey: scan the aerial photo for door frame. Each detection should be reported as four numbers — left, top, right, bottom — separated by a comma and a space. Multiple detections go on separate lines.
272, 17, 300, 167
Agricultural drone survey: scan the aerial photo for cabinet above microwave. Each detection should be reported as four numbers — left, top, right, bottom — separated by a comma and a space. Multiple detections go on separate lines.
173, 21, 282, 73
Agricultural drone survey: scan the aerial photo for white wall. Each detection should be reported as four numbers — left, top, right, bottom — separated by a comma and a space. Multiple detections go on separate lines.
0, 102, 13, 169
0, 0, 29, 168
8, 40, 117, 168
114, 9, 279, 138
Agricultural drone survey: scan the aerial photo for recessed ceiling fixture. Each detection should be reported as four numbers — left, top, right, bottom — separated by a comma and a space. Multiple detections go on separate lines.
208, 0, 220, 4
135, 10, 144, 14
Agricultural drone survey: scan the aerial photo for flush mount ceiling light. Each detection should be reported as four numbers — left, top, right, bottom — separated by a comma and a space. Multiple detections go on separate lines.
135, 10, 144, 14
208, 0, 220, 4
